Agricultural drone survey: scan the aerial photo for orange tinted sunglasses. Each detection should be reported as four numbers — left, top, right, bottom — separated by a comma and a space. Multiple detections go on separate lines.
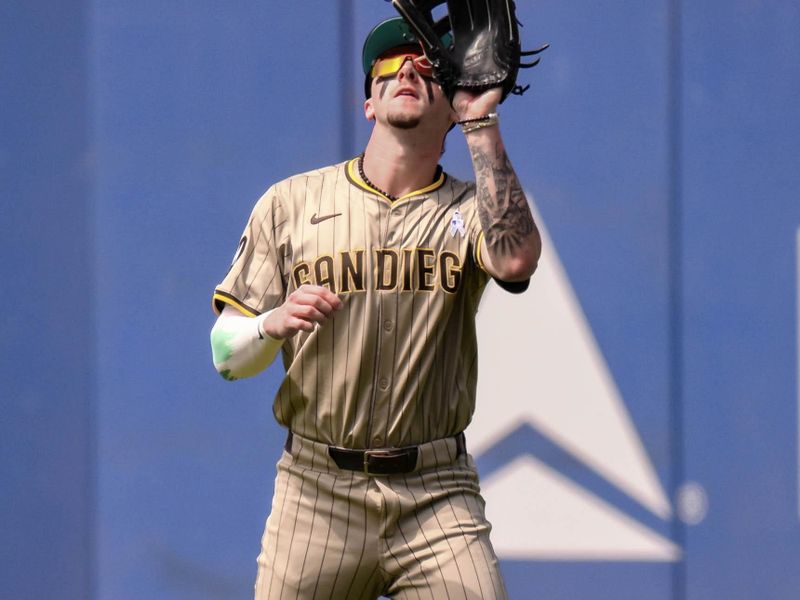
370, 53, 434, 79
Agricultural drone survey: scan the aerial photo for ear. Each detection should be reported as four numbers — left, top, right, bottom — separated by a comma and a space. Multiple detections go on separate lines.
364, 97, 375, 121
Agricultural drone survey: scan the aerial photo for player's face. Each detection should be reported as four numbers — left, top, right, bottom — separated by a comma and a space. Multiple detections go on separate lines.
365, 49, 454, 132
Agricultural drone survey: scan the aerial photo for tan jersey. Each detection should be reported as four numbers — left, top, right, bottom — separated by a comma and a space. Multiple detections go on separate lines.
213, 157, 493, 449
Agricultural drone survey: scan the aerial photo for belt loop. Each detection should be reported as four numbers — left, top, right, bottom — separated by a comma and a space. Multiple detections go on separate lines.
284, 431, 293, 454
455, 431, 466, 457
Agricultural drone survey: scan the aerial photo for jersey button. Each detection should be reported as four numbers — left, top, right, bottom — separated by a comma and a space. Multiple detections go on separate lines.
378, 377, 390, 390
372, 435, 384, 446
383, 319, 394, 332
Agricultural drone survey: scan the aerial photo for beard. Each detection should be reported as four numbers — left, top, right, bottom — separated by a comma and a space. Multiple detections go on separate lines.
387, 112, 421, 130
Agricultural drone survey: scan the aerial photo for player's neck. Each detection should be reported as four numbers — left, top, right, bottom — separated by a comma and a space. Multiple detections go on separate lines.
361, 134, 442, 199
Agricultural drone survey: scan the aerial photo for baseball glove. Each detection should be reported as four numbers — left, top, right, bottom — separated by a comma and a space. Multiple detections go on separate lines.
391, 0, 548, 102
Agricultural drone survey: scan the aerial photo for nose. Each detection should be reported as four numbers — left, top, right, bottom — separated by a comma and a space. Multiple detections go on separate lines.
397, 58, 418, 81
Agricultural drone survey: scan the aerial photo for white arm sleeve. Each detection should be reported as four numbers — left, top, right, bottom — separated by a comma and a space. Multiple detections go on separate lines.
210, 305, 283, 380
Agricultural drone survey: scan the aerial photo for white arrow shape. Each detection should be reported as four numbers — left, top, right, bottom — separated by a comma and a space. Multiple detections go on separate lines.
472, 200, 672, 521
483, 456, 680, 561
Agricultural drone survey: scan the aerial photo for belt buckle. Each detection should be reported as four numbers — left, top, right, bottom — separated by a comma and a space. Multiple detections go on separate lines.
363, 448, 398, 476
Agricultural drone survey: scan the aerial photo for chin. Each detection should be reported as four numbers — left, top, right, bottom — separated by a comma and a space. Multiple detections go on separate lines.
387, 114, 422, 130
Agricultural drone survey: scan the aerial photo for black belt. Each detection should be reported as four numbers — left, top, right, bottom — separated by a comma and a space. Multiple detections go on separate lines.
285, 431, 466, 476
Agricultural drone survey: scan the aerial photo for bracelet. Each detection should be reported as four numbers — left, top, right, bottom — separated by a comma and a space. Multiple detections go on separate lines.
456, 112, 498, 125
460, 113, 499, 134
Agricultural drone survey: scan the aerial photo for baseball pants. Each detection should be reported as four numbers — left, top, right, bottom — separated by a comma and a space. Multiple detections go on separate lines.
254, 432, 507, 600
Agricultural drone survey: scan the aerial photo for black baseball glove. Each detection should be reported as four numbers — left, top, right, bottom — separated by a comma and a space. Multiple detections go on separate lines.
391, 0, 548, 102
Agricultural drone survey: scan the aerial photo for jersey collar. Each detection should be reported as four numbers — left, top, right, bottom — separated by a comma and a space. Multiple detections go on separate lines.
345, 157, 446, 204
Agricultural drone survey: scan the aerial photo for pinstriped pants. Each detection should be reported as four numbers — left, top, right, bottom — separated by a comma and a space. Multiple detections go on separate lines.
254, 432, 507, 600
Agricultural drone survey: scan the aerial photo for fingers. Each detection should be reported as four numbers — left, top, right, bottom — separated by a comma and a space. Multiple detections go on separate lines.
277, 285, 344, 338
290, 285, 343, 315
284, 315, 317, 334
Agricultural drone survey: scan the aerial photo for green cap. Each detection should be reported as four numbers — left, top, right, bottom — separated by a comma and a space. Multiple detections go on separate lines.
361, 17, 453, 98
362, 17, 422, 76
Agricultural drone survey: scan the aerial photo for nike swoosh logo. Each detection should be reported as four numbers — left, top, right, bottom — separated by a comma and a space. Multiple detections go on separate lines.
310, 212, 342, 225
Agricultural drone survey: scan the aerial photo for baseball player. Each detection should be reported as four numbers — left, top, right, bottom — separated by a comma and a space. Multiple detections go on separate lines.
210, 16, 541, 600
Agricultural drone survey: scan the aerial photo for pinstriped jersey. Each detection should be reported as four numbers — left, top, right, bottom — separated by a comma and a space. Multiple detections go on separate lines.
213, 158, 493, 449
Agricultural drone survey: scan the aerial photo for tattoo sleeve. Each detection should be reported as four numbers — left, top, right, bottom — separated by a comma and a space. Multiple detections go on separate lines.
470, 143, 536, 257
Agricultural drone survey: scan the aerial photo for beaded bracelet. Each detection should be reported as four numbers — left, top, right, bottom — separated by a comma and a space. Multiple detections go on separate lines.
456, 112, 499, 125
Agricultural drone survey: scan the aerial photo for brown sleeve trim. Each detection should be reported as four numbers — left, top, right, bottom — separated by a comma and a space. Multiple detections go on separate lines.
212, 290, 260, 317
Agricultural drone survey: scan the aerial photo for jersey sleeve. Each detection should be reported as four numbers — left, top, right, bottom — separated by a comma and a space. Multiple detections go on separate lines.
212, 186, 289, 316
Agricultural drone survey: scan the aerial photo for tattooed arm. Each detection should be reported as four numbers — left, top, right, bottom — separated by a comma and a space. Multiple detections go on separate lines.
453, 88, 542, 281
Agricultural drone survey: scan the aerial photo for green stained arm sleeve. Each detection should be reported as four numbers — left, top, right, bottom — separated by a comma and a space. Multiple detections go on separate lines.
210, 305, 283, 380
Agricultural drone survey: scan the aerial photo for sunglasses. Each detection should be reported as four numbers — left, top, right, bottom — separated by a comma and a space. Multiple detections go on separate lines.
370, 53, 434, 80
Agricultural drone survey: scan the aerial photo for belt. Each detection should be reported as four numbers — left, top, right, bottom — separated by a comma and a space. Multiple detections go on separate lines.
285, 431, 466, 476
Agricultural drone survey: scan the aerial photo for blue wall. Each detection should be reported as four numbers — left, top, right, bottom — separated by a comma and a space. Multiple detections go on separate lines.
1, 2, 93, 599
2, 1, 799, 599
